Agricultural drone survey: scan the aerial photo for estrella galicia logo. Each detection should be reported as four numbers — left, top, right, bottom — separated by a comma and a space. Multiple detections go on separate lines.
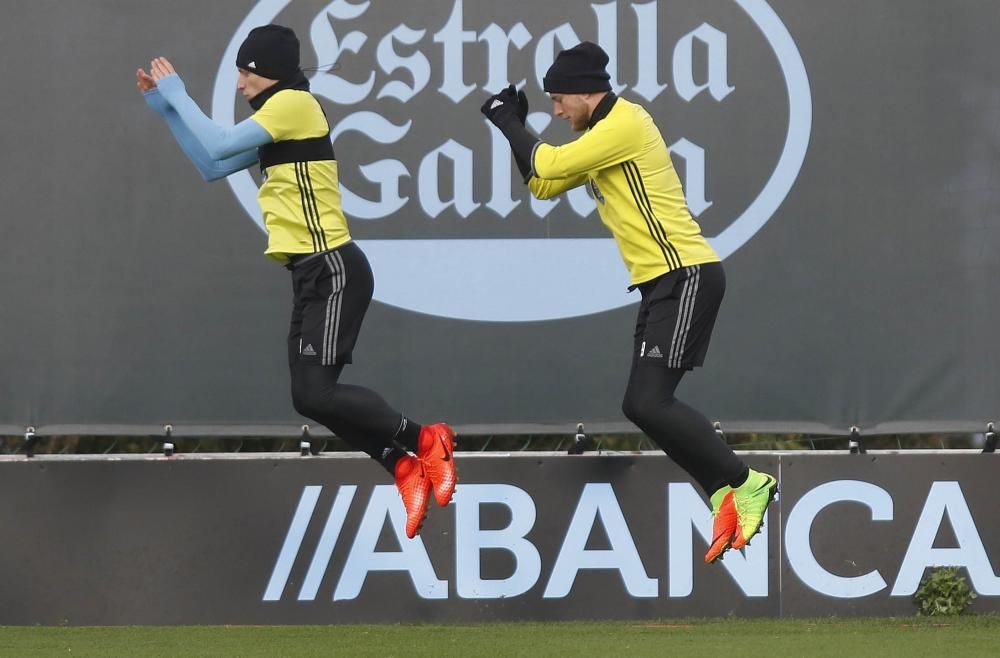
213, 0, 811, 322
589, 179, 605, 205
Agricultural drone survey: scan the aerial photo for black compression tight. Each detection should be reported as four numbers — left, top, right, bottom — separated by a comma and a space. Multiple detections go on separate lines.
621, 365, 747, 495
290, 363, 407, 466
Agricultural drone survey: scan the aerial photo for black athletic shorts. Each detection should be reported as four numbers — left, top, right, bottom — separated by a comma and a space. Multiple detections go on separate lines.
286, 241, 373, 368
632, 262, 725, 369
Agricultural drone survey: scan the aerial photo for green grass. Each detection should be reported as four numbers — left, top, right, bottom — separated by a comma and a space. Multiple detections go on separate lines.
1, 617, 998, 657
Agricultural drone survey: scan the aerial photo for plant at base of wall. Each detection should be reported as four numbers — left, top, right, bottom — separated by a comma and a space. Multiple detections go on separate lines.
913, 567, 977, 616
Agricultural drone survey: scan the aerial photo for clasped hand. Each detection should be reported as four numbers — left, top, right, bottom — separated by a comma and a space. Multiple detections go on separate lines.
135, 57, 178, 93
480, 85, 529, 127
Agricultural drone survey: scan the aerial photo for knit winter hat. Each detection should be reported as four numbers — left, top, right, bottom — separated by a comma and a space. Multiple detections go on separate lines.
236, 25, 300, 81
543, 41, 612, 94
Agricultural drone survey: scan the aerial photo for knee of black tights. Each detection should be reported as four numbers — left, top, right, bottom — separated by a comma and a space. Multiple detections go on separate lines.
290, 364, 343, 421
622, 365, 684, 424
622, 387, 676, 427
621, 393, 639, 425
291, 383, 321, 420
622, 390, 655, 426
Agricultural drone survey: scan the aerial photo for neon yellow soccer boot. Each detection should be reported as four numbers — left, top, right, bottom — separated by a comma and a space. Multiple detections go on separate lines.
731, 469, 778, 550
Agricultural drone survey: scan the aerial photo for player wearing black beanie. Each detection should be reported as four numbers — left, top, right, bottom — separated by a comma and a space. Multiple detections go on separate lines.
542, 41, 612, 94
235, 24, 301, 82
136, 26, 457, 540
481, 41, 777, 565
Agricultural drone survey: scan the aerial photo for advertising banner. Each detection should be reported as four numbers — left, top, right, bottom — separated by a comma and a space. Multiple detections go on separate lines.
2, 1, 998, 434
0, 453, 996, 624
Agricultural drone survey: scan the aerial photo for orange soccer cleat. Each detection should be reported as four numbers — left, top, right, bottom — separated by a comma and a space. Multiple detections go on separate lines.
394, 455, 431, 539
417, 423, 458, 507
705, 486, 738, 564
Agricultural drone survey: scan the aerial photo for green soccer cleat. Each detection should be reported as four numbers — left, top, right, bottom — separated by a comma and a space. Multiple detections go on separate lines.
731, 469, 778, 550
704, 485, 737, 564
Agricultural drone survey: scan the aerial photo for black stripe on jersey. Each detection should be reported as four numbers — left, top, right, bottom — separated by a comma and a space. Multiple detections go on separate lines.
620, 162, 664, 261
621, 161, 682, 270
259, 134, 335, 170
293, 163, 319, 251
626, 161, 682, 269
621, 161, 673, 267
301, 162, 329, 250
294, 162, 322, 252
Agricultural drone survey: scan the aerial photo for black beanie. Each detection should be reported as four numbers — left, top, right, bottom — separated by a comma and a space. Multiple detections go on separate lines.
543, 42, 612, 94
236, 25, 300, 81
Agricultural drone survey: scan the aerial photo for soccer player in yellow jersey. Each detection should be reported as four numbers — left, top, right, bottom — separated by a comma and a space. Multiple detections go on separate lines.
482, 42, 777, 563
135, 25, 456, 539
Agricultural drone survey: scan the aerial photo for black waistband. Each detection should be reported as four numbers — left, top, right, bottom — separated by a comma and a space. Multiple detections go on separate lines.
284, 242, 354, 271
259, 134, 335, 171
630, 269, 675, 295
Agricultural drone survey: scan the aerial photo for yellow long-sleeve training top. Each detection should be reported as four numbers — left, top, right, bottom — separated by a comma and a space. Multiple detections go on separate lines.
529, 94, 719, 286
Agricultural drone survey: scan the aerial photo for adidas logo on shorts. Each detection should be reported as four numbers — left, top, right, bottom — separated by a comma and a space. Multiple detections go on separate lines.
640, 342, 664, 358
302, 344, 317, 356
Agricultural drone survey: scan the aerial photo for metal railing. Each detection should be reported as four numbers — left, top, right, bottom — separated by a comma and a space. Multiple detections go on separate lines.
3, 421, 996, 457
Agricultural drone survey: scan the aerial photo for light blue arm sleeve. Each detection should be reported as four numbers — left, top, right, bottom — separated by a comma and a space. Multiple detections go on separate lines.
144, 90, 261, 181
152, 73, 273, 159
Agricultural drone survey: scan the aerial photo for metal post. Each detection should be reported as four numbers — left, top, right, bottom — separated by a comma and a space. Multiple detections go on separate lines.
23, 426, 37, 459
163, 425, 175, 457
568, 422, 593, 455
300, 425, 311, 456
848, 426, 866, 454
983, 422, 997, 454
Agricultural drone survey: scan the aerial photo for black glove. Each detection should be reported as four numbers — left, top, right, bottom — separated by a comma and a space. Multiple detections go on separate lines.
480, 84, 521, 129
482, 85, 541, 183
511, 89, 532, 180
517, 89, 528, 125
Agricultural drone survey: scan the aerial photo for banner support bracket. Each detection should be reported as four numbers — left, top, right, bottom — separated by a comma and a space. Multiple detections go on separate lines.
983, 421, 997, 454
163, 425, 174, 457
568, 422, 594, 455
849, 426, 866, 454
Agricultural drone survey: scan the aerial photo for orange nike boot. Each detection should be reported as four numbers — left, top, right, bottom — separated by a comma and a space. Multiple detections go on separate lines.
704, 486, 738, 564
394, 455, 431, 539
417, 423, 458, 507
